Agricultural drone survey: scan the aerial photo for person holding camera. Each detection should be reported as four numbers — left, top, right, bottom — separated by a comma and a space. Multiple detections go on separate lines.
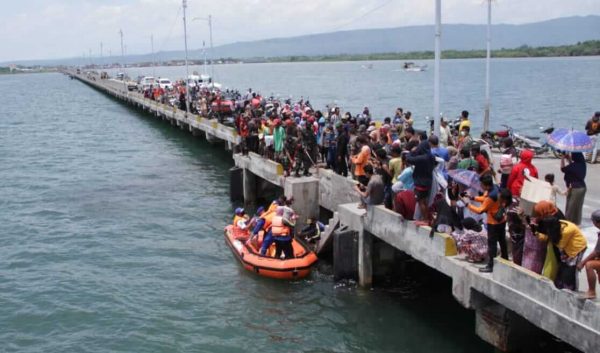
354, 164, 384, 209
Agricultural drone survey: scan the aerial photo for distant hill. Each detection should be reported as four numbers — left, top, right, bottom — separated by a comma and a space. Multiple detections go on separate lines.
209, 15, 600, 59
6, 15, 600, 66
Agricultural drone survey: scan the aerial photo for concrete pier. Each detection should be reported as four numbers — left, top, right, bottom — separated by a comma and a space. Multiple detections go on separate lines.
66, 70, 599, 353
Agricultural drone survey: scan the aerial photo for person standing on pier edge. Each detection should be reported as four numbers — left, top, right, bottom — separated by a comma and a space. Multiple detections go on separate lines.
406, 140, 435, 221
464, 176, 511, 273
507, 149, 538, 198
335, 121, 349, 176
561, 153, 586, 225
351, 135, 371, 186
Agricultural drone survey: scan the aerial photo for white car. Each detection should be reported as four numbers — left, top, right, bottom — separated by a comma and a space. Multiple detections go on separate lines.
137, 76, 155, 91
155, 78, 173, 90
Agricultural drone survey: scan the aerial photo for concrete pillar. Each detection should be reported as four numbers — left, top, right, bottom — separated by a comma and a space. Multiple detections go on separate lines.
283, 177, 319, 234
358, 229, 373, 288
333, 229, 358, 281
206, 132, 218, 144
229, 167, 244, 202
243, 169, 256, 206
475, 303, 540, 352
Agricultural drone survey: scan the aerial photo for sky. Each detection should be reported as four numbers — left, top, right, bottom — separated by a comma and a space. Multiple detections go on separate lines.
1, 0, 599, 62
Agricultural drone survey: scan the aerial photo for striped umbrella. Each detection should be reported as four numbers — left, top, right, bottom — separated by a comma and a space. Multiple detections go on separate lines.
547, 128, 594, 153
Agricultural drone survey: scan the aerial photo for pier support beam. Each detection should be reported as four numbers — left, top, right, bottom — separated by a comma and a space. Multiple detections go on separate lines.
243, 169, 257, 206
358, 229, 373, 288
283, 177, 319, 234
206, 132, 218, 144
475, 302, 540, 352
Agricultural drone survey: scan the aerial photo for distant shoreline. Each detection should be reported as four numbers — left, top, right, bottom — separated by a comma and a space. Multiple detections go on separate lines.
245, 40, 600, 63
2, 40, 599, 72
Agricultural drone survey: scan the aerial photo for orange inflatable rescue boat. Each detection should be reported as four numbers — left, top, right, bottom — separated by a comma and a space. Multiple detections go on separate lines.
224, 225, 318, 279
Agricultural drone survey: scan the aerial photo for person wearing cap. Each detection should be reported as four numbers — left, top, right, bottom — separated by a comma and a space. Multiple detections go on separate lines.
233, 208, 249, 230
577, 210, 600, 299
335, 121, 349, 176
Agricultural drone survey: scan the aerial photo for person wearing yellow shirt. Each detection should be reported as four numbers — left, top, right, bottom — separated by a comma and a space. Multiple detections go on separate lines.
535, 216, 587, 290
458, 110, 471, 133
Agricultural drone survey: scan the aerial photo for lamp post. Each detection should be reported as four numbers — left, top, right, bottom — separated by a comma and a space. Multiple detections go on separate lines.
483, 0, 492, 132
182, 0, 190, 114
433, 0, 442, 134
193, 15, 214, 80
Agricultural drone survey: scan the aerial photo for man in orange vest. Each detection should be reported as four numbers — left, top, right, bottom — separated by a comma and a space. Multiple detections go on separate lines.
270, 206, 296, 259
256, 202, 278, 255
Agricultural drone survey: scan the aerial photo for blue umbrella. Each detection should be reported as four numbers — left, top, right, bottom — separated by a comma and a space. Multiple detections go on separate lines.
448, 169, 483, 192
547, 128, 594, 153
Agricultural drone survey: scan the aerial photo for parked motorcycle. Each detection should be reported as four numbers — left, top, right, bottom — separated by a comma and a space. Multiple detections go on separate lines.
480, 128, 511, 151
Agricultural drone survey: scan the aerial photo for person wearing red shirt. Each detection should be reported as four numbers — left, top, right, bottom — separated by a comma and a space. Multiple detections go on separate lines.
507, 149, 538, 198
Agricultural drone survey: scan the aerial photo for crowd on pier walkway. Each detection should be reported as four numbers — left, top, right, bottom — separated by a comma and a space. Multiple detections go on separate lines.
138, 76, 600, 300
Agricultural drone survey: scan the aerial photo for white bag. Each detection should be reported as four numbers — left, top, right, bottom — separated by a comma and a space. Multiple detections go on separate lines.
520, 177, 553, 215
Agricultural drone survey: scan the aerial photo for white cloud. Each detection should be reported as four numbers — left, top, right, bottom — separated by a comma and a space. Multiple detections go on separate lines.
0, 0, 598, 62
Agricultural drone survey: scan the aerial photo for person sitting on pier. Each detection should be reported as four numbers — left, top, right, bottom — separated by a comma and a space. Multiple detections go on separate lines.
578, 210, 600, 299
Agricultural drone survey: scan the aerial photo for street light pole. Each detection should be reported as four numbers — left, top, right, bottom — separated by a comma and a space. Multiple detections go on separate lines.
119, 29, 126, 92
193, 15, 215, 81
208, 15, 214, 80
433, 0, 441, 134
182, 0, 191, 114
151, 34, 156, 78
483, 0, 492, 132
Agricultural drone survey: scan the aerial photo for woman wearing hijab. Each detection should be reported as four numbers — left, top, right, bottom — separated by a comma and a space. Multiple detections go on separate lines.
561, 153, 586, 225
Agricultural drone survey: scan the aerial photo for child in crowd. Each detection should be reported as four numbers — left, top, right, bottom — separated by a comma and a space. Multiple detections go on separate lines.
545, 173, 567, 205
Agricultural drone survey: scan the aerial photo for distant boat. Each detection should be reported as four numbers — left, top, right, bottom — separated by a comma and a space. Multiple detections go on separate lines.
403, 62, 427, 72
361, 63, 374, 70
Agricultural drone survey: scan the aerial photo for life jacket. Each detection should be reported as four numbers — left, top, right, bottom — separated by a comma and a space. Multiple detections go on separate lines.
261, 210, 276, 231
233, 215, 246, 228
271, 216, 290, 237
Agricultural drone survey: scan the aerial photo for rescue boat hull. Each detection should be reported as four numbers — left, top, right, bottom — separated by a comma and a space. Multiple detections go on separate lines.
224, 225, 318, 280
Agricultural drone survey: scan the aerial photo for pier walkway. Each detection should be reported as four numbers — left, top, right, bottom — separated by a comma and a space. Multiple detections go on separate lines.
67, 70, 599, 353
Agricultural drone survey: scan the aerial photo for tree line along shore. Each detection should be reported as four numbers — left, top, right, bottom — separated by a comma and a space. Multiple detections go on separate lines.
1, 40, 599, 73
243, 40, 600, 63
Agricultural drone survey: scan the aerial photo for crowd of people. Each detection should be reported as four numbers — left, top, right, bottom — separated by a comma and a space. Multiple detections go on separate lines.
226, 95, 599, 298
154, 79, 599, 298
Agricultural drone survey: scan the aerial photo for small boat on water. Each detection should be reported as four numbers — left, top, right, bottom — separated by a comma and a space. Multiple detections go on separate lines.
403, 62, 427, 72
224, 225, 318, 280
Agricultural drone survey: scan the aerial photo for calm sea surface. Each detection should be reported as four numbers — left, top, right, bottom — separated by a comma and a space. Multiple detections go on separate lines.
110, 56, 599, 132
2, 57, 597, 352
